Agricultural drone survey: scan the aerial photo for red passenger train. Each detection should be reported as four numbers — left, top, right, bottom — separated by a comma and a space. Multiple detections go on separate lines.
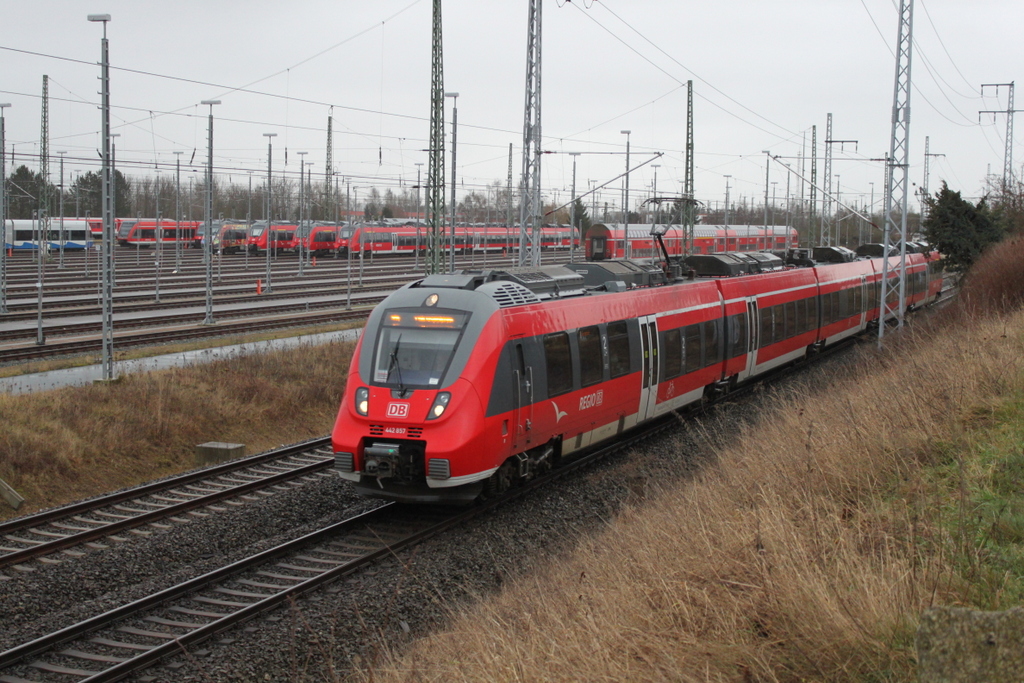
331, 248, 937, 505
332, 248, 942, 503
585, 223, 799, 260
339, 224, 574, 257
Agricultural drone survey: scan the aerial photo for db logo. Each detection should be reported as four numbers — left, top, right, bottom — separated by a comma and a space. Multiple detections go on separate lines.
386, 402, 410, 418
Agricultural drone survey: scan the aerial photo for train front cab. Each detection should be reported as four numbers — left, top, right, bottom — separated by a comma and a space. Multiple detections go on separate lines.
332, 279, 507, 503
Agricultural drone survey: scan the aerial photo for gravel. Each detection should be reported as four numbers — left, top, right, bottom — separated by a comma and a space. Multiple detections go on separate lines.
0, 351, 849, 682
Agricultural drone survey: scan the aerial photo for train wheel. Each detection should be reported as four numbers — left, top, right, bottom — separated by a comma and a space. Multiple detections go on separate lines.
484, 460, 514, 497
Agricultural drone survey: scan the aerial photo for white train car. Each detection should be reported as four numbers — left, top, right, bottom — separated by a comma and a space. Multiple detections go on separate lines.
3, 219, 92, 251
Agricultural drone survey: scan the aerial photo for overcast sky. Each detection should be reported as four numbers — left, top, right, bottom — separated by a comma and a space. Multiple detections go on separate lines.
1, 0, 1020, 218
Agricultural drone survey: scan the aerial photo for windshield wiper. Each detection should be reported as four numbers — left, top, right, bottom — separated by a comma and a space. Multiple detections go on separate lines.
386, 334, 406, 395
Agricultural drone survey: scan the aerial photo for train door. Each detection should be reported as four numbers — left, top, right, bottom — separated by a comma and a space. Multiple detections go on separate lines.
739, 297, 759, 380
638, 316, 660, 421
512, 342, 534, 450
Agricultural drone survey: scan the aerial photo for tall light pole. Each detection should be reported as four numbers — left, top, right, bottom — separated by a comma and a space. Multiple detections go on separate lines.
621, 130, 631, 231
296, 150, 307, 276
569, 152, 580, 263
88, 13, 115, 381
35, 209, 44, 345
445, 92, 459, 272
154, 169, 162, 303
415, 161, 423, 271
246, 170, 253, 270
173, 150, 182, 272
650, 162, 660, 226
761, 150, 772, 241
723, 175, 732, 227
263, 132, 276, 293
110, 132, 120, 219
201, 100, 220, 325
867, 181, 874, 245
0, 102, 9, 315
110, 132, 120, 287
57, 151, 66, 269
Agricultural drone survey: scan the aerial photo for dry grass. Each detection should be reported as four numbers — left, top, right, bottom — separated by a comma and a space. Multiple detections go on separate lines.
359, 247, 1024, 682
0, 338, 354, 520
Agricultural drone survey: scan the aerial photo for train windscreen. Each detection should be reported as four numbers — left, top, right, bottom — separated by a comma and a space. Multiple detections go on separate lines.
372, 309, 468, 388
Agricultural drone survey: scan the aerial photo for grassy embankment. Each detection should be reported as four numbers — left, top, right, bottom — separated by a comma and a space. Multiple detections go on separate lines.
0, 334, 354, 521
359, 238, 1024, 682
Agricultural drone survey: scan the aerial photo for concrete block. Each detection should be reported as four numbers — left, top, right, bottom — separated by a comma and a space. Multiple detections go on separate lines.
917, 606, 1024, 682
0, 477, 25, 511
195, 442, 245, 467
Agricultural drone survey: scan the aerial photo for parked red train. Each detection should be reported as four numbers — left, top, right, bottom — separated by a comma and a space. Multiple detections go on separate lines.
331, 247, 942, 503
338, 224, 574, 257
585, 223, 799, 260
246, 221, 299, 254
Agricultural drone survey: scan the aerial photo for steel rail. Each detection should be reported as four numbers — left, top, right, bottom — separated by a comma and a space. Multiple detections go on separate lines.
0, 437, 332, 568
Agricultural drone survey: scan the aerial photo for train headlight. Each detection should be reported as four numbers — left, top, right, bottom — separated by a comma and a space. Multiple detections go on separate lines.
427, 392, 451, 420
355, 387, 370, 416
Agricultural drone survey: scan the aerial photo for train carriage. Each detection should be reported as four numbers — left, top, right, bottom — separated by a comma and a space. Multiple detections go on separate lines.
111, 218, 200, 248
815, 258, 874, 346
585, 223, 799, 260
3, 219, 92, 250
301, 222, 342, 257
716, 262, 822, 378
246, 221, 299, 254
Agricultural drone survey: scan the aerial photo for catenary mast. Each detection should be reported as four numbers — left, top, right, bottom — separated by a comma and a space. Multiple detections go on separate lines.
879, 0, 914, 343
425, 0, 446, 274
518, 0, 542, 267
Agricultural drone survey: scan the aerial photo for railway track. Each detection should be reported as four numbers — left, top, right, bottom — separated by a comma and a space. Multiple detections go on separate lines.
0, 308, 376, 364
0, 251, 575, 364
0, 437, 335, 574
0, 401, 680, 682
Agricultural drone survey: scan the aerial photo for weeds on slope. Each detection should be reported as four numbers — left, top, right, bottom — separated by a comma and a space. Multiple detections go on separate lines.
357, 241, 1024, 683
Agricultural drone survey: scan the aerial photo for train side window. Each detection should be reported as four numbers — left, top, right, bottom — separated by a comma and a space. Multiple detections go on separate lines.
543, 333, 573, 397
772, 304, 785, 341
663, 328, 682, 379
607, 321, 631, 379
578, 326, 603, 387
759, 307, 773, 347
854, 284, 863, 313
785, 301, 797, 338
727, 313, 747, 358
794, 298, 805, 334
805, 297, 817, 332
684, 325, 702, 373
821, 293, 832, 326
702, 320, 720, 367
831, 291, 840, 323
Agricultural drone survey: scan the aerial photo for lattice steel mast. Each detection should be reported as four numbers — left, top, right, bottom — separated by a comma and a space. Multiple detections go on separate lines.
37, 75, 49, 345
979, 82, 1017, 191
879, 0, 914, 343
325, 111, 333, 221
505, 142, 513, 228
820, 113, 832, 246
518, 0, 542, 267
683, 79, 695, 254
808, 125, 817, 246
39, 76, 50, 247
425, 0, 446, 274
